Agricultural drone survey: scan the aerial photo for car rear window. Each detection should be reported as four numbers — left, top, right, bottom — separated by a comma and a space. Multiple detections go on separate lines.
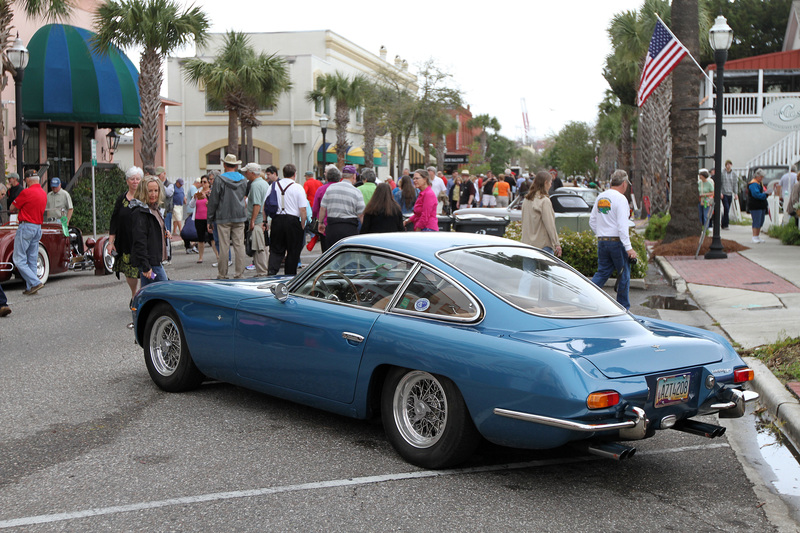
440, 246, 624, 318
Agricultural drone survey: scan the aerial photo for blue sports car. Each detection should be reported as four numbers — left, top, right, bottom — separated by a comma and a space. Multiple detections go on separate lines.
132, 233, 758, 468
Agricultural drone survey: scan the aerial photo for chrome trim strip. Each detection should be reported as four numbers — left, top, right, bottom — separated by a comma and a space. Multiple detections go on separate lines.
708, 401, 736, 410
493, 407, 643, 433
0, 261, 13, 272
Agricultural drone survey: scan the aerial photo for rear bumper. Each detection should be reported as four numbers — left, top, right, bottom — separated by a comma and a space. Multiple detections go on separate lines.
493, 406, 648, 440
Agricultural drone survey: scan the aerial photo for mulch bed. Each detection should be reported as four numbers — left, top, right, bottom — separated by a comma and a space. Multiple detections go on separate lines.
650, 236, 749, 257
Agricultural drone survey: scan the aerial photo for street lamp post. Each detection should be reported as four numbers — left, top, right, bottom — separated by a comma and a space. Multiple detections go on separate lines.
8, 35, 29, 178
319, 114, 328, 179
705, 15, 733, 260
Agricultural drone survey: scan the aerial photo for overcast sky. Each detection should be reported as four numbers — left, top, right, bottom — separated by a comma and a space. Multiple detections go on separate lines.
167, 0, 643, 141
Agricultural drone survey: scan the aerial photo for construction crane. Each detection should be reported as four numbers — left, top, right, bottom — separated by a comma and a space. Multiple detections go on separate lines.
521, 98, 530, 145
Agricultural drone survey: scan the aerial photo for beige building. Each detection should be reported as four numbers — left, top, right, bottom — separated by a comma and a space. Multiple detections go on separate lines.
165, 30, 416, 182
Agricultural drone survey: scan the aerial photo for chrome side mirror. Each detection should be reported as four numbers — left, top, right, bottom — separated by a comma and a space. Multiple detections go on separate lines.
271, 282, 289, 302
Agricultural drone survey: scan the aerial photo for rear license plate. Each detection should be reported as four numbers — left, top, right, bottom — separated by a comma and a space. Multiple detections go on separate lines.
654, 373, 691, 408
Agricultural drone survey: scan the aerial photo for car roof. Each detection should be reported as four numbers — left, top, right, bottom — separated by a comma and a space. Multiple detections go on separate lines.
332, 232, 516, 264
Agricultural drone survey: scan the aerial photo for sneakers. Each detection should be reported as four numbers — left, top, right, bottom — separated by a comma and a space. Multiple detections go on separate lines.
0, 306, 10, 317
228, 260, 233, 266
212, 262, 218, 267
23, 283, 44, 295
752, 237, 763, 243
246, 264, 255, 271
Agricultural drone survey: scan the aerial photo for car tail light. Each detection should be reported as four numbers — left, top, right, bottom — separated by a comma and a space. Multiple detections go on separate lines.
734, 368, 754, 383
587, 391, 620, 409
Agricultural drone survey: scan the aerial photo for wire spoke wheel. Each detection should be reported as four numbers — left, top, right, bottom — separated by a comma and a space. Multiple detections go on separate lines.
393, 371, 448, 448
149, 316, 182, 377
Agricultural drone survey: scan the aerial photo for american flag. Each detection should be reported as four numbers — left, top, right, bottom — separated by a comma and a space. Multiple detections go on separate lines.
637, 19, 688, 107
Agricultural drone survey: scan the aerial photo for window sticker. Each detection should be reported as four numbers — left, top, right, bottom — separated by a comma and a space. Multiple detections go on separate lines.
414, 298, 431, 312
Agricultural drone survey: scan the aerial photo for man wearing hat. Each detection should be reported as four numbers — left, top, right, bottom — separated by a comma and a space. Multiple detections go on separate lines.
9, 171, 47, 295
207, 154, 248, 279
458, 169, 476, 209
45, 177, 73, 223
242, 163, 269, 276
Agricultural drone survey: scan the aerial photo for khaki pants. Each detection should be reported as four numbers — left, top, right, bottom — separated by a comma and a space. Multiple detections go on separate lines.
251, 227, 268, 276
216, 221, 246, 278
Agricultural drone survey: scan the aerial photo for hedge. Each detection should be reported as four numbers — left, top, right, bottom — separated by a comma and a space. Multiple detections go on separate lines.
69, 167, 127, 235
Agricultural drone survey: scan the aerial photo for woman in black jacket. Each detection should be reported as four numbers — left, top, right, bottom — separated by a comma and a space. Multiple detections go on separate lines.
130, 176, 170, 287
107, 166, 143, 308
361, 183, 404, 234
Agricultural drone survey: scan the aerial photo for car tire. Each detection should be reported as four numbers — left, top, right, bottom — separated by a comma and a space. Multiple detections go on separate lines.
36, 244, 50, 285
100, 237, 114, 274
381, 367, 480, 469
143, 303, 204, 392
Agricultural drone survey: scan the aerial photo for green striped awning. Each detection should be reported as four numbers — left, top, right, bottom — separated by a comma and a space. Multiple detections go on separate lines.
23, 24, 140, 126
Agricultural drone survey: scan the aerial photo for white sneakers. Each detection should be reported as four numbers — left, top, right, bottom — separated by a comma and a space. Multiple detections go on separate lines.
752, 236, 767, 243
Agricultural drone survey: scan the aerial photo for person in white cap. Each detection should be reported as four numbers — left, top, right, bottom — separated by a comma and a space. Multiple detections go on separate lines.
207, 154, 248, 279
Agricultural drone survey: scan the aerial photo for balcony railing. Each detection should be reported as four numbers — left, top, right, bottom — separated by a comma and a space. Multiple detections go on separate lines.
708, 92, 800, 118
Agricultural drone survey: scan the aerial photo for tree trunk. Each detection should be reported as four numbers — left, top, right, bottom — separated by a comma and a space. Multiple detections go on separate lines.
363, 110, 377, 169
640, 78, 672, 216
240, 122, 246, 163
227, 108, 239, 158
664, 0, 701, 243
335, 103, 349, 168
138, 48, 163, 168
389, 131, 396, 178
619, 108, 633, 173
422, 131, 432, 167
435, 135, 446, 172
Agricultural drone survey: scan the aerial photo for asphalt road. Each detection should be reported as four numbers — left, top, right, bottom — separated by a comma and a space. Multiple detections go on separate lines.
0, 248, 790, 531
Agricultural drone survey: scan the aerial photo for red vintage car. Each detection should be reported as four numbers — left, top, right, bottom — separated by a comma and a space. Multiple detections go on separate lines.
0, 220, 113, 285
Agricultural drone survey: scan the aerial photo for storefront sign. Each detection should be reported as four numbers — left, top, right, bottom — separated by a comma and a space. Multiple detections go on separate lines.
762, 98, 800, 132
444, 154, 469, 164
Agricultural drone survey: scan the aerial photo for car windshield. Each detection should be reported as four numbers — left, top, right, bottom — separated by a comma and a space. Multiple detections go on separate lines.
440, 246, 624, 318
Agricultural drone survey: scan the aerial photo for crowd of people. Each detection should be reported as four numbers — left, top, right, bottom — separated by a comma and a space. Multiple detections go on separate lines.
13, 157, 800, 319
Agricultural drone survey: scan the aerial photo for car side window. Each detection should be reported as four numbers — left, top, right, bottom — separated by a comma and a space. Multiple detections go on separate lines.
292, 250, 413, 310
392, 267, 478, 320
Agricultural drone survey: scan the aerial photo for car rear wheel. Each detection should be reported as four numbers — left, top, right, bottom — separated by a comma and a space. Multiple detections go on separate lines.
143, 303, 204, 392
36, 244, 50, 285
381, 367, 479, 469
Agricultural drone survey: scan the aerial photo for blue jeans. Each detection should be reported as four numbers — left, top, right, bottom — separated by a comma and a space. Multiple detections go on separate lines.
13, 222, 42, 290
0, 284, 7, 307
591, 240, 631, 310
751, 209, 765, 229
140, 264, 168, 288
164, 212, 173, 232
698, 204, 712, 227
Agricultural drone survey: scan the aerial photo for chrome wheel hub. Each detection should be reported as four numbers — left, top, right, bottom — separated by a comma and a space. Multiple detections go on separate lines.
393, 371, 448, 448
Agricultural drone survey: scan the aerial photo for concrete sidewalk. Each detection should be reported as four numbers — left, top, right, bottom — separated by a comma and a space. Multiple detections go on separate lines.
653, 223, 800, 449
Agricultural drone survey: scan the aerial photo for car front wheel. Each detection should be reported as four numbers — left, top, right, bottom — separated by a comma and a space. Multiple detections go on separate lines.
143, 304, 204, 392
36, 244, 50, 285
381, 367, 480, 469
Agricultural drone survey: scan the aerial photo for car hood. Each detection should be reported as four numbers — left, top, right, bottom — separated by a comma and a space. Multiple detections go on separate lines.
510, 319, 725, 378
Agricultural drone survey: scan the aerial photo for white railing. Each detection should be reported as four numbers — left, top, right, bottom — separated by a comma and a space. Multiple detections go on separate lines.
746, 129, 800, 169
710, 92, 800, 117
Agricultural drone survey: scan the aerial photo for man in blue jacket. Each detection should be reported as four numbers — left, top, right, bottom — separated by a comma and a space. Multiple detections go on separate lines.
207, 154, 248, 279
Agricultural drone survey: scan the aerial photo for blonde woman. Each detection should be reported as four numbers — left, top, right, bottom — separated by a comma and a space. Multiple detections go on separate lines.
130, 176, 170, 287
521, 171, 562, 256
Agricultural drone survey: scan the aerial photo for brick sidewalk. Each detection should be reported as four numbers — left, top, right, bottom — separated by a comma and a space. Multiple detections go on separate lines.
664, 253, 800, 294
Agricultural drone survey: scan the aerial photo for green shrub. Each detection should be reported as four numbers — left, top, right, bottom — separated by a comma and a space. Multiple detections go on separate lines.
504, 222, 648, 278
644, 212, 671, 240
70, 167, 127, 235
767, 220, 800, 245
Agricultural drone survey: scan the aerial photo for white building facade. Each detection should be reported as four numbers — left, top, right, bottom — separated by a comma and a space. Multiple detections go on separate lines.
165, 30, 416, 182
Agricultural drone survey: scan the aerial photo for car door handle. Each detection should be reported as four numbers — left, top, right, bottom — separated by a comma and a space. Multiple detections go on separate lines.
342, 332, 364, 344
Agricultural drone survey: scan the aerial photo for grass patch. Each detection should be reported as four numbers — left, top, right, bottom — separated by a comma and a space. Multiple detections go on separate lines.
766, 221, 800, 245
741, 336, 800, 383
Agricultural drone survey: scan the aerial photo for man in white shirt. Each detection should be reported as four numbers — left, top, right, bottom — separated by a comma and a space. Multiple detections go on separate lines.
267, 163, 307, 276
589, 169, 637, 310
428, 166, 446, 214
777, 165, 797, 223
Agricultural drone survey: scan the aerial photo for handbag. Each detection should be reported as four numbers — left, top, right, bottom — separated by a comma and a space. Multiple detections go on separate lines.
308, 218, 320, 235
245, 229, 255, 257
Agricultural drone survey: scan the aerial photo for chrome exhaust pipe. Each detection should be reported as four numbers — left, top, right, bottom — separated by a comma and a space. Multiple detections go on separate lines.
574, 441, 637, 461
672, 419, 726, 438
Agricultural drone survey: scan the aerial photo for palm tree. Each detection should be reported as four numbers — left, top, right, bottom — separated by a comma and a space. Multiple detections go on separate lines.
183, 31, 291, 162
664, 0, 701, 242
1, 0, 72, 174
418, 106, 457, 169
92, 0, 209, 168
467, 114, 500, 162
306, 71, 367, 168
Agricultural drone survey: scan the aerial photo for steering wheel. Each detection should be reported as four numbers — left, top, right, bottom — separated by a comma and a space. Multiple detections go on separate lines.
311, 270, 360, 304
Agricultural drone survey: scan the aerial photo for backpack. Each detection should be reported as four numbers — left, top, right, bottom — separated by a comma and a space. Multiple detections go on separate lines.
264, 183, 280, 217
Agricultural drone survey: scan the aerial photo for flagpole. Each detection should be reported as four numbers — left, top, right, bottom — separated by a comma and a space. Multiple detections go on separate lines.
655, 14, 714, 85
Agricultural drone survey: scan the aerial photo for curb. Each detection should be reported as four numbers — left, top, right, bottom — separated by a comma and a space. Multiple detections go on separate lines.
654, 255, 687, 294
743, 356, 800, 451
